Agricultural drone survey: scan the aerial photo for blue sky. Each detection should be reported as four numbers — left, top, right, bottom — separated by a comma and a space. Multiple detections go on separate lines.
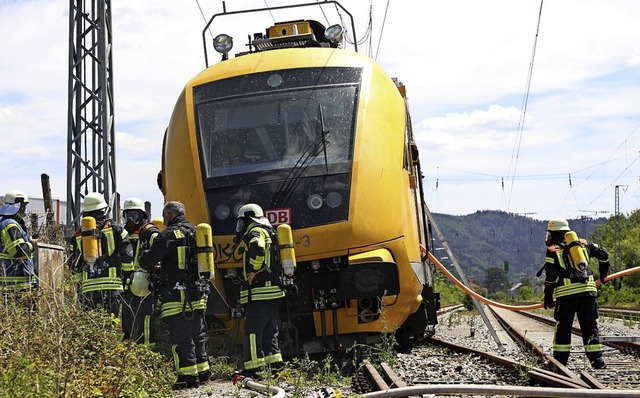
1, 0, 640, 221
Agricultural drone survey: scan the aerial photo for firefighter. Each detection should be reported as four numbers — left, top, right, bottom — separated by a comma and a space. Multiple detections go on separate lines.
69, 192, 133, 316
236, 203, 285, 379
0, 190, 37, 299
543, 218, 609, 369
139, 201, 211, 390
121, 197, 161, 347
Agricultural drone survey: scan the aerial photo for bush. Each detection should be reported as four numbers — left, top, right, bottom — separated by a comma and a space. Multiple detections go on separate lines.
434, 276, 464, 307
597, 284, 640, 307
0, 278, 174, 397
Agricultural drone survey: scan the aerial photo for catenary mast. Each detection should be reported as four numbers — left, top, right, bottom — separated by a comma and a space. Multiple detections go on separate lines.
66, 0, 118, 232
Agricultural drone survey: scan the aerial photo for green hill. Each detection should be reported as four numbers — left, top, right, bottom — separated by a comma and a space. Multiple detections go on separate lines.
430, 210, 607, 285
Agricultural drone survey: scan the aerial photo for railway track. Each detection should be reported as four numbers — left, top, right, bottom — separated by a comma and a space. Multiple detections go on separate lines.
352, 303, 640, 397
489, 305, 640, 390
600, 306, 640, 322
359, 350, 640, 397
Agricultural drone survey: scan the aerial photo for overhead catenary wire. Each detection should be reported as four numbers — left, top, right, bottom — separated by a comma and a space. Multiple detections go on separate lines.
427, 152, 640, 182
374, 0, 390, 61
504, 0, 544, 211
314, 0, 331, 26
263, 0, 276, 23
428, 150, 640, 216
556, 122, 640, 214
195, 0, 215, 41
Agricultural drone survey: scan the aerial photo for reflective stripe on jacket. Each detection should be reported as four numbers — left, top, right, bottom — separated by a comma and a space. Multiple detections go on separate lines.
70, 223, 132, 293
0, 217, 35, 287
239, 224, 283, 304
545, 246, 597, 299
138, 216, 207, 318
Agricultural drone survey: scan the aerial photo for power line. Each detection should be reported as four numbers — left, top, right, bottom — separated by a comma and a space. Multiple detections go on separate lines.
374, 0, 390, 61
194, 0, 214, 41
505, 0, 544, 211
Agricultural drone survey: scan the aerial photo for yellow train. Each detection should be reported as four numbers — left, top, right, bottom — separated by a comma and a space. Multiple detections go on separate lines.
158, 1, 439, 355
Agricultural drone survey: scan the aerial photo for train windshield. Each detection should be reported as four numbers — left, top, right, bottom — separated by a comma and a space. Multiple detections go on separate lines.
194, 69, 360, 179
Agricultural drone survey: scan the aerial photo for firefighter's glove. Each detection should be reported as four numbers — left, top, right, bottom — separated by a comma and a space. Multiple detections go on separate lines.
543, 289, 555, 310
599, 261, 610, 284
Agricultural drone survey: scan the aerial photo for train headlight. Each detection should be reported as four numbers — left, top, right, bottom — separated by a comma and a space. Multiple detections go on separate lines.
307, 194, 323, 210
310, 260, 321, 271
213, 34, 233, 54
324, 24, 343, 46
214, 204, 231, 220
325, 192, 342, 208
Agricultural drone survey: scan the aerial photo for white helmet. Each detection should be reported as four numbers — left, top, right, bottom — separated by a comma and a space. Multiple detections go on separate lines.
83, 192, 108, 213
123, 197, 145, 212
123, 197, 147, 225
130, 269, 151, 297
237, 203, 265, 221
236, 203, 270, 234
5, 190, 29, 204
547, 218, 570, 232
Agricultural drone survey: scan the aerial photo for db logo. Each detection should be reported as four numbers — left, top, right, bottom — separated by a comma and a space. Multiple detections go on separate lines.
265, 208, 291, 226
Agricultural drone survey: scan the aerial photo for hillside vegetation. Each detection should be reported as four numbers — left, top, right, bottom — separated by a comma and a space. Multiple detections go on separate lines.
432, 209, 640, 307
432, 210, 607, 282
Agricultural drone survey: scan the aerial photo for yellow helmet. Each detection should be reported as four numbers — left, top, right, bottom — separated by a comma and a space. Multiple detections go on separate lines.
547, 218, 570, 232
130, 269, 151, 297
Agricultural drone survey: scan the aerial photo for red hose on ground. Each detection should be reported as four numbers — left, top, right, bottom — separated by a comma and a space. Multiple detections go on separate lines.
427, 251, 640, 311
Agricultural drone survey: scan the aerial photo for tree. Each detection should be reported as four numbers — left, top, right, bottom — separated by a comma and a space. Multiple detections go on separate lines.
484, 266, 508, 293
592, 210, 640, 288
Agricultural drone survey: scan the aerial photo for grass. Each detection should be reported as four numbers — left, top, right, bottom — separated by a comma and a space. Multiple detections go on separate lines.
0, 276, 174, 397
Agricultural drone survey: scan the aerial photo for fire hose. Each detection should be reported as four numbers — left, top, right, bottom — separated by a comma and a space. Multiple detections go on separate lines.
427, 251, 640, 311
360, 383, 640, 397
233, 374, 286, 398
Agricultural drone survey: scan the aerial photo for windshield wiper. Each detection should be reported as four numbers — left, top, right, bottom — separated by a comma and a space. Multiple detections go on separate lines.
270, 105, 330, 207
319, 105, 329, 175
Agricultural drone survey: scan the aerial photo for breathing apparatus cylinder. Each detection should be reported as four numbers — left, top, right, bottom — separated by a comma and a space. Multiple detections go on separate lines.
130, 268, 151, 297
276, 224, 296, 277
196, 223, 215, 280
81, 216, 100, 266
564, 231, 589, 278
152, 217, 165, 231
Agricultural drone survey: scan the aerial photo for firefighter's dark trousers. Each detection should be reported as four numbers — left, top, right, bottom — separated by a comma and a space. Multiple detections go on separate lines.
553, 295, 603, 365
243, 299, 283, 371
82, 290, 121, 317
122, 289, 156, 347
167, 310, 210, 377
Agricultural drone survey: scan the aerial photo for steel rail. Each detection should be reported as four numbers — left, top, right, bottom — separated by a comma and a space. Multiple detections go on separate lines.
359, 384, 640, 397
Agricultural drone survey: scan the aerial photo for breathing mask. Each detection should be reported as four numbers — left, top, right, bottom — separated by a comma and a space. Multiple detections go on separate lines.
124, 209, 143, 225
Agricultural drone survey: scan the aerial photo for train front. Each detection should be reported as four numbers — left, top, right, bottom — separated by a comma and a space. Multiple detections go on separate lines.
160, 15, 437, 355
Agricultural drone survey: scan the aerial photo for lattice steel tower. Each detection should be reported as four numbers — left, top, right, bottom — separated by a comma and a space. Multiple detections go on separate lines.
66, 0, 117, 232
